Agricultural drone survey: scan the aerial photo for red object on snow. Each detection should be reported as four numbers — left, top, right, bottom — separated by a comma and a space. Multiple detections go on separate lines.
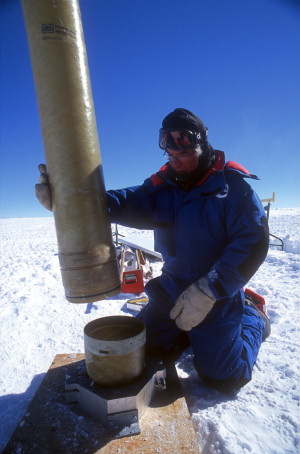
120, 248, 145, 294
121, 269, 144, 294
244, 288, 266, 313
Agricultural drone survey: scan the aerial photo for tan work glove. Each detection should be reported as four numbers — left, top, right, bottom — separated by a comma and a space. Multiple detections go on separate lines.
35, 164, 52, 211
170, 276, 216, 331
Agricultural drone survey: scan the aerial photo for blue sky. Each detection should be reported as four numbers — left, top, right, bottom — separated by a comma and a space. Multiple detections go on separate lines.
0, 0, 299, 218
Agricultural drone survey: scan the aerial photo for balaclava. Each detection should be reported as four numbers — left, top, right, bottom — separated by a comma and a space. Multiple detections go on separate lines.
161, 108, 215, 189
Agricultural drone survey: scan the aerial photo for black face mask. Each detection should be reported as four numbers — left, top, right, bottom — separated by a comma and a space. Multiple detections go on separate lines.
166, 145, 216, 191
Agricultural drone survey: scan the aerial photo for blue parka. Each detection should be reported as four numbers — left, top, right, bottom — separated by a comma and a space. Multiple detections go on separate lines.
106, 150, 269, 301
107, 150, 269, 389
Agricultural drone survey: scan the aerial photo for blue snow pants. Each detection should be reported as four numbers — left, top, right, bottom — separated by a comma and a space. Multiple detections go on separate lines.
139, 272, 265, 393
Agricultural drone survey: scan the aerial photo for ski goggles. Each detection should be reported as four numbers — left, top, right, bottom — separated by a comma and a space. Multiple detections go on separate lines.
159, 129, 204, 151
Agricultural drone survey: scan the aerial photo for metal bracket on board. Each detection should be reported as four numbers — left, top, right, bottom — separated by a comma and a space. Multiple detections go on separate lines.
65, 362, 166, 439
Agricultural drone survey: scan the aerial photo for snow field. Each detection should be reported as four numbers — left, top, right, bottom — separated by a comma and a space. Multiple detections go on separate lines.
0, 208, 299, 453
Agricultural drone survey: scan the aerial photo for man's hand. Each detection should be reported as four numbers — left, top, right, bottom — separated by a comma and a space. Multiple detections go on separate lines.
170, 277, 216, 331
35, 164, 52, 211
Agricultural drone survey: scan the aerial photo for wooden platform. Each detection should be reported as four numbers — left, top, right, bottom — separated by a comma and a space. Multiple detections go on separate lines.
4, 354, 200, 453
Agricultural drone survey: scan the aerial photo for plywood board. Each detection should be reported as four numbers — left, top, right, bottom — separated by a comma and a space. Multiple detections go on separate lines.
4, 354, 200, 453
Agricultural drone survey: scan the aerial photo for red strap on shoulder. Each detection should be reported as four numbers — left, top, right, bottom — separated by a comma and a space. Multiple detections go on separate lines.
225, 161, 251, 176
150, 164, 169, 186
195, 150, 225, 186
150, 173, 164, 186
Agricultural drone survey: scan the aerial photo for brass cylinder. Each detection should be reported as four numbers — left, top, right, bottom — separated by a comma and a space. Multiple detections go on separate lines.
84, 316, 146, 386
22, 0, 121, 302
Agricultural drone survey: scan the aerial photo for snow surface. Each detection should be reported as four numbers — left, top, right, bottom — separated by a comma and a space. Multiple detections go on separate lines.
0, 208, 299, 453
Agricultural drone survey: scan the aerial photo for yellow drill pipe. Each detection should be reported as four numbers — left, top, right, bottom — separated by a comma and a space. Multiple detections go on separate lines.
22, 0, 121, 303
